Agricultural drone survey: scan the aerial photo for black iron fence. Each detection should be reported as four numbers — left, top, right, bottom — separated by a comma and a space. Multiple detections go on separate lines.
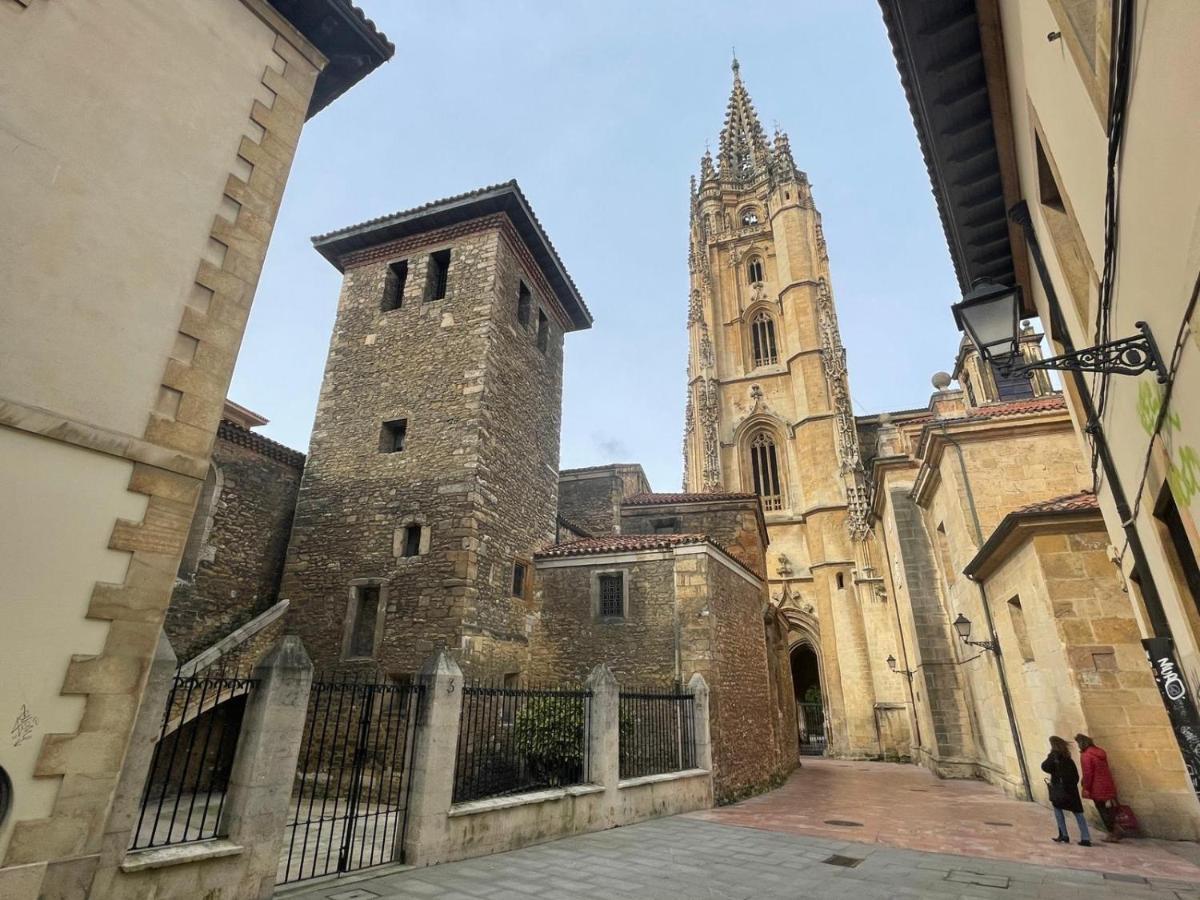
280, 677, 423, 884
130, 668, 256, 849
452, 683, 591, 803
619, 684, 696, 779
797, 701, 827, 756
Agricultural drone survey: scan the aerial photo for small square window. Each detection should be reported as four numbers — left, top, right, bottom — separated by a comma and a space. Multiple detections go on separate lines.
511, 561, 527, 598
536, 310, 549, 353
425, 249, 451, 301
382, 259, 408, 311
517, 282, 532, 327
381, 419, 407, 453
599, 573, 624, 619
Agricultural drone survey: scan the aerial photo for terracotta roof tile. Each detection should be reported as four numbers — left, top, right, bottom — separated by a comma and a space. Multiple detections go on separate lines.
968, 396, 1067, 418
218, 420, 305, 468
1012, 491, 1098, 516
535, 533, 763, 580
624, 492, 758, 506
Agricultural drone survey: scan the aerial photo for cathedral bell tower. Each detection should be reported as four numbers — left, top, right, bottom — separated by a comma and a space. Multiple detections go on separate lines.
681, 60, 878, 755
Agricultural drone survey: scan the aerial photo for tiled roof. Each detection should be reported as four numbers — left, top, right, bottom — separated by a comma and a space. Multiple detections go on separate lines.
218, 420, 305, 468
311, 181, 590, 330
535, 533, 764, 580
624, 492, 758, 506
1012, 491, 1098, 516
968, 396, 1067, 418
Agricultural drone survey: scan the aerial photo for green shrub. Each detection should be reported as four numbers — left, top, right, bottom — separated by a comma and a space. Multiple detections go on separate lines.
512, 695, 585, 785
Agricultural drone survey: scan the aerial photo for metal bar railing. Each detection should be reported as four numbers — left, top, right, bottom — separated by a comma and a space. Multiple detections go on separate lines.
618, 684, 696, 779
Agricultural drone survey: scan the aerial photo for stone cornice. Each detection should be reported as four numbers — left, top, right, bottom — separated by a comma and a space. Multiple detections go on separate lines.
964, 509, 1106, 580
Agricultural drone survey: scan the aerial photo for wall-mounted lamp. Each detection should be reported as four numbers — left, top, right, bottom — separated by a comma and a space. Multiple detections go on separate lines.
951, 280, 1166, 383
885, 654, 916, 680
952, 613, 999, 654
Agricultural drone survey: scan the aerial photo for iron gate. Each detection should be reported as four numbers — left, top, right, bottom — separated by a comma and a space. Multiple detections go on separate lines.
279, 677, 423, 884
797, 701, 827, 756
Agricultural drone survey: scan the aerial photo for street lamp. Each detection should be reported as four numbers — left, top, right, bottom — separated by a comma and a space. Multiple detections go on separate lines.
951, 280, 1166, 382
952, 613, 999, 654
885, 654, 915, 679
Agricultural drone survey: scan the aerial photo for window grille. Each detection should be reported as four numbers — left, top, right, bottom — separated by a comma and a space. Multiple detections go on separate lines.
747, 256, 764, 284
598, 573, 624, 618
990, 362, 1035, 400
750, 431, 783, 511
751, 311, 778, 367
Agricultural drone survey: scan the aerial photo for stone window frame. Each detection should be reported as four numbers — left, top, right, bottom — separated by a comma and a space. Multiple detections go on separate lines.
177, 462, 224, 581
750, 309, 779, 368
591, 568, 629, 623
746, 255, 765, 285
517, 280, 533, 328
382, 258, 409, 312
342, 578, 388, 661
738, 206, 761, 228
1006, 595, 1036, 663
511, 558, 531, 600
1045, 0, 1112, 128
744, 427, 786, 512
394, 517, 431, 559
424, 247, 452, 302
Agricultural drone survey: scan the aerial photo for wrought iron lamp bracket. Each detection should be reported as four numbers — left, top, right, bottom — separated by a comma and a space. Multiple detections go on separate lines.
999, 321, 1167, 383
963, 637, 1000, 654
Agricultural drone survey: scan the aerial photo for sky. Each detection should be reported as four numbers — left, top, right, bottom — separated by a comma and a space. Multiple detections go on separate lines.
230, 0, 965, 492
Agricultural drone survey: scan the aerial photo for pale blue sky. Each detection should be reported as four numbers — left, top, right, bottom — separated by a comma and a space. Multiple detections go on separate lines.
231, 0, 964, 491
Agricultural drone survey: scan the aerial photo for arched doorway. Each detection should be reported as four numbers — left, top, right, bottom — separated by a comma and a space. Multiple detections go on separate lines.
791, 643, 826, 756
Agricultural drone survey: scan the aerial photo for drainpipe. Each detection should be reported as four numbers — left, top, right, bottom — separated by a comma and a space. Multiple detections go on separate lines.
939, 421, 1034, 801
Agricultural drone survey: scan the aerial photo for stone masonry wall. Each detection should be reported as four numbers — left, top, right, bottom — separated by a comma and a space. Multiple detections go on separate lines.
557, 465, 651, 536
281, 221, 565, 678
621, 500, 766, 575
167, 423, 302, 660
527, 557, 678, 683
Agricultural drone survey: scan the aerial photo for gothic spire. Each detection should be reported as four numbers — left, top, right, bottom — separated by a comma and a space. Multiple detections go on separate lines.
718, 56, 770, 180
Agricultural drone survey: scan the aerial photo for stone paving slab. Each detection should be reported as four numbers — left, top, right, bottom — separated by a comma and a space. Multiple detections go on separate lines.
687, 759, 1200, 884
283, 816, 1200, 899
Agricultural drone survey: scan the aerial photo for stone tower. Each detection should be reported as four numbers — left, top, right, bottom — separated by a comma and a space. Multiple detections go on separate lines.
281, 182, 592, 677
681, 61, 879, 754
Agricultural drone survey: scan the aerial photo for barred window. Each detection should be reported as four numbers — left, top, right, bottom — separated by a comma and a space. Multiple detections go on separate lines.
425, 249, 450, 301
751, 311, 778, 367
599, 573, 624, 619
750, 431, 783, 511
747, 256, 764, 284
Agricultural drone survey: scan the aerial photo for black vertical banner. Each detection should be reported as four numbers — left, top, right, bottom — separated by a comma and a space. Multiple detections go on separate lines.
1143, 636, 1200, 798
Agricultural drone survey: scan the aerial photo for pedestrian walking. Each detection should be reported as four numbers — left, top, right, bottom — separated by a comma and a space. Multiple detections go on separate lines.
1041, 735, 1092, 846
1076, 733, 1123, 842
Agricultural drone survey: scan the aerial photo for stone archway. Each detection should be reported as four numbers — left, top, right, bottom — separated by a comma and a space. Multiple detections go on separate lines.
790, 641, 827, 756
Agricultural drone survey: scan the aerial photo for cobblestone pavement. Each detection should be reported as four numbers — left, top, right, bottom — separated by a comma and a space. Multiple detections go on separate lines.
687, 759, 1200, 883
283, 815, 1200, 899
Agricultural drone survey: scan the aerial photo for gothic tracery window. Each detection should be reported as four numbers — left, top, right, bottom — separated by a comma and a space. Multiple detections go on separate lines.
747, 256, 764, 284
751, 310, 778, 367
749, 431, 783, 511
741, 208, 759, 227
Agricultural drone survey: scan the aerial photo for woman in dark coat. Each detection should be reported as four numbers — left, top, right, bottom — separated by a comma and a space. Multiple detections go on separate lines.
1041, 736, 1092, 845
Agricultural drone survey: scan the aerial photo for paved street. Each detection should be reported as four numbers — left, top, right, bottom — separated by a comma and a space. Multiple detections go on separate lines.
285, 760, 1200, 900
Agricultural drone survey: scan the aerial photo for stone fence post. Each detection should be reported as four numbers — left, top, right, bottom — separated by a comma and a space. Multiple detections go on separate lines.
586, 664, 620, 796
401, 651, 464, 867
221, 635, 313, 898
687, 672, 712, 772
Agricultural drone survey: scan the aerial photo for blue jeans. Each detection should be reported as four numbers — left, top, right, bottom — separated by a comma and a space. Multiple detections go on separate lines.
1054, 806, 1092, 842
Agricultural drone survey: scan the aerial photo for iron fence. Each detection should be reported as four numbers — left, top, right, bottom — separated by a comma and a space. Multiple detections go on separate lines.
619, 684, 696, 778
130, 668, 256, 849
452, 683, 591, 803
280, 676, 423, 884
797, 701, 827, 757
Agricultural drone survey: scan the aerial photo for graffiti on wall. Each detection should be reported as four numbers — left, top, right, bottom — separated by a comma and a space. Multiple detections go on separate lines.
1138, 381, 1199, 507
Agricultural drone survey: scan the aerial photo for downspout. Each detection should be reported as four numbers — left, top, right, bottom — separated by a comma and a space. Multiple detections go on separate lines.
939, 421, 1033, 800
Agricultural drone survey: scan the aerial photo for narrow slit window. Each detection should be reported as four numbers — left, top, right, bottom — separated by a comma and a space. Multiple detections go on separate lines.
381, 418, 407, 453
348, 584, 381, 658
1008, 596, 1035, 662
752, 311, 778, 367
517, 281, 532, 326
382, 259, 408, 311
750, 431, 783, 511
599, 573, 624, 618
536, 310, 549, 353
511, 561, 527, 598
425, 249, 451, 301
401, 524, 421, 558
836, 572, 845, 590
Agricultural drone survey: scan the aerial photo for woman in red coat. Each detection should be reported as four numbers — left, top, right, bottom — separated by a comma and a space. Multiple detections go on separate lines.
1076, 734, 1122, 841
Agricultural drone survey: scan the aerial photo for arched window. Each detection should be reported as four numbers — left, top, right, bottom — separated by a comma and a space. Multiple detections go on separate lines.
750, 431, 783, 511
747, 256, 764, 284
751, 311, 778, 367
741, 208, 759, 227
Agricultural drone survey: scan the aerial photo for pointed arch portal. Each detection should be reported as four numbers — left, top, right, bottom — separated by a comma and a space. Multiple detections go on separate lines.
791, 643, 827, 756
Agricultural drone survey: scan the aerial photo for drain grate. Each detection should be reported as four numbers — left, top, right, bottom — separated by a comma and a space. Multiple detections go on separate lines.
984, 821, 1013, 827
823, 854, 864, 868
823, 819, 864, 827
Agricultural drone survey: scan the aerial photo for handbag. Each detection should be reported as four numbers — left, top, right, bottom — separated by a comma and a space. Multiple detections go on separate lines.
1114, 801, 1140, 834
